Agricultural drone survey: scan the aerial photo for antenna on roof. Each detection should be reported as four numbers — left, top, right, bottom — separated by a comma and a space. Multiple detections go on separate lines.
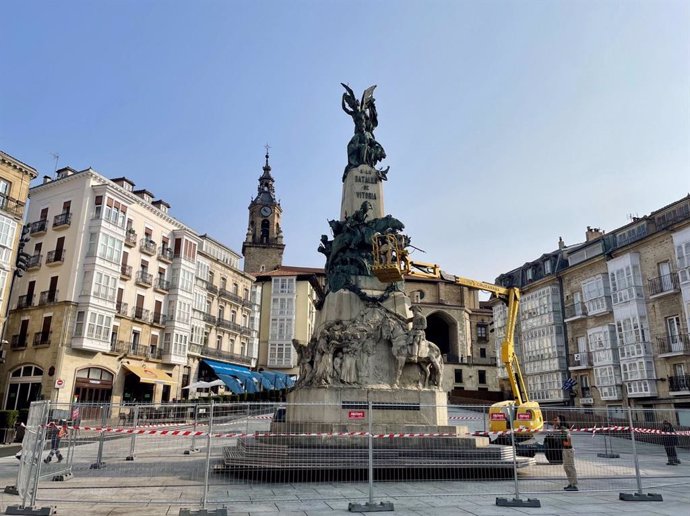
626, 212, 639, 221
50, 153, 60, 174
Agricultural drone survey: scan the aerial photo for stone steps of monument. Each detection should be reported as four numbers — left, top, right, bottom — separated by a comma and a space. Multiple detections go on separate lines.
220, 437, 532, 471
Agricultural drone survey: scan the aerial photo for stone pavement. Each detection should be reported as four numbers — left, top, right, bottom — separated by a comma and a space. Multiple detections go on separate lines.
0, 449, 689, 516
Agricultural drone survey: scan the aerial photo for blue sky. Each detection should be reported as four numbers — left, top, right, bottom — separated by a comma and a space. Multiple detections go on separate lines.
2, 0, 689, 282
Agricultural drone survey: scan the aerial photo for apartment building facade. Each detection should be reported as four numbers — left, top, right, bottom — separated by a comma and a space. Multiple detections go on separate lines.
495, 195, 690, 422
0, 166, 258, 410
0, 151, 37, 342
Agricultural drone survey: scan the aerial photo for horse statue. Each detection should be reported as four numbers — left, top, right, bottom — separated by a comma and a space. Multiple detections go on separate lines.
379, 315, 444, 389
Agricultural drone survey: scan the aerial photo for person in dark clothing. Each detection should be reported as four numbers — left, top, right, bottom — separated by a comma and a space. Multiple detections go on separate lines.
662, 419, 680, 465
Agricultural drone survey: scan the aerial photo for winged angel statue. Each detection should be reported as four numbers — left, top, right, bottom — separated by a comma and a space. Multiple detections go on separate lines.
341, 83, 388, 180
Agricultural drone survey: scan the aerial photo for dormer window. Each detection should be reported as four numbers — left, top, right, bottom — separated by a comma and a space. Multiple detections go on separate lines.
545, 260, 552, 274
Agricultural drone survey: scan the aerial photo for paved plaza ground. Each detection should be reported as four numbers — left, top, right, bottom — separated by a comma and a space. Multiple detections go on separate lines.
0, 406, 688, 515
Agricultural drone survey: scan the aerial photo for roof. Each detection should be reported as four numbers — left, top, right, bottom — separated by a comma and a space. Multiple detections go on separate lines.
255, 265, 325, 278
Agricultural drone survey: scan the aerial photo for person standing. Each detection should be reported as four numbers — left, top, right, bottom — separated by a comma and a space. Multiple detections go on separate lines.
43, 420, 67, 463
662, 419, 680, 465
554, 415, 578, 491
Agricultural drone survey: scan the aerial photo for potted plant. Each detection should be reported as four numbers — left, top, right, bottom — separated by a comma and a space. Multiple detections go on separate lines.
0, 410, 19, 444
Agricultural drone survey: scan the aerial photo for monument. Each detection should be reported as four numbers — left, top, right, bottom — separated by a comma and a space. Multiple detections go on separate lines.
223, 85, 534, 476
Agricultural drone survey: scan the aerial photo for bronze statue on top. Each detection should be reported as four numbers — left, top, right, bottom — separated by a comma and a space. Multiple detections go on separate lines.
341, 83, 388, 180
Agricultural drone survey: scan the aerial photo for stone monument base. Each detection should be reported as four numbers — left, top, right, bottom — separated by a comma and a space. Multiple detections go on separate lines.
281, 387, 452, 434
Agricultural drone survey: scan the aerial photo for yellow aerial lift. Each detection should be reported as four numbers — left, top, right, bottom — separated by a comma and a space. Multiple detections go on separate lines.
371, 235, 544, 437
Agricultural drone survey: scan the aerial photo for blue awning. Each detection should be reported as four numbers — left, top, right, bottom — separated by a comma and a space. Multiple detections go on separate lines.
217, 374, 245, 394
202, 359, 294, 393
202, 359, 264, 394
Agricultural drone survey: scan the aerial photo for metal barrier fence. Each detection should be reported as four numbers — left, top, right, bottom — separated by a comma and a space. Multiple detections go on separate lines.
6, 401, 690, 514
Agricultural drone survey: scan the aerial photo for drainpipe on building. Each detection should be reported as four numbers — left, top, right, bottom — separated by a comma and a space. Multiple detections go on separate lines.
557, 276, 574, 407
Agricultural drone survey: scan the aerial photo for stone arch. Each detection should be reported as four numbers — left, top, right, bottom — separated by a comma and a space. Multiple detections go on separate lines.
425, 310, 458, 357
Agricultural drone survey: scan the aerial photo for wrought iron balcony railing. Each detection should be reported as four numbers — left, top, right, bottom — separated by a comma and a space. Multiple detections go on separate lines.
219, 288, 243, 305
131, 307, 151, 322
0, 194, 26, 218
17, 294, 33, 309
154, 277, 170, 291
120, 264, 132, 278
656, 333, 690, 354
10, 334, 28, 350
564, 301, 587, 320
29, 219, 48, 235
135, 270, 153, 287
669, 374, 690, 392
151, 312, 167, 326
116, 302, 128, 316
570, 351, 592, 368
124, 231, 137, 247
52, 211, 72, 228
46, 249, 66, 264
648, 274, 680, 296
33, 331, 51, 347
139, 238, 157, 255
158, 246, 173, 262
27, 254, 42, 270
38, 290, 58, 305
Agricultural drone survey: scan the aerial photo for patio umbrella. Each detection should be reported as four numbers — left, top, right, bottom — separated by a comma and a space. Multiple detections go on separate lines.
182, 381, 211, 389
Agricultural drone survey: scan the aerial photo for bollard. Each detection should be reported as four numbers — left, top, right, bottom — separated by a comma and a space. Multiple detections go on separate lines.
619, 407, 662, 502
496, 406, 540, 508
90, 405, 107, 469
126, 405, 139, 461
348, 400, 393, 512
184, 404, 200, 455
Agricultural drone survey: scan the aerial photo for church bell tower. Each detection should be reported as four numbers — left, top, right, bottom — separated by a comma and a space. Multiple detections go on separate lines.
242, 150, 285, 273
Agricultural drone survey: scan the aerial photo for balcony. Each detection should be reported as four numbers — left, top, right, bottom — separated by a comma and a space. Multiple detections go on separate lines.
669, 374, 690, 393
202, 313, 217, 325
569, 351, 592, 369
46, 249, 66, 265
29, 219, 48, 235
648, 274, 680, 298
217, 317, 243, 333
124, 230, 137, 247
206, 282, 218, 295
38, 290, 58, 305
120, 264, 132, 279
115, 302, 129, 317
52, 211, 72, 229
10, 334, 27, 350
564, 301, 587, 321
197, 346, 253, 366
657, 334, 690, 356
219, 288, 243, 305
151, 312, 167, 326
154, 277, 170, 293
110, 340, 161, 360
16, 294, 34, 309
0, 194, 26, 218
158, 246, 173, 263
27, 254, 42, 270
131, 307, 151, 323
135, 270, 153, 288
33, 331, 51, 347
139, 238, 157, 256
442, 354, 497, 366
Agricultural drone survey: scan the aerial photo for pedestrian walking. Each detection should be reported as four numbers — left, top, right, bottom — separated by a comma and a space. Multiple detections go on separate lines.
43, 419, 67, 463
553, 415, 578, 491
662, 419, 680, 465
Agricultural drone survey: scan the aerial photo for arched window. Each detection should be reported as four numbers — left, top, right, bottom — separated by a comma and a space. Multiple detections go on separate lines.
5, 365, 44, 410
260, 219, 270, 243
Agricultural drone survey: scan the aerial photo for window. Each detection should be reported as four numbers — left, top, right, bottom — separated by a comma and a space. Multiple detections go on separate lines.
270, 318, 294, 340
271, 297, 294, 316
544, 260, 552, 274
477, 324, 487, 340
176, 301, 191, 324
273, 277, 295, 294
0, 214, 17, 257
74, 311, 85, 337
0, 270, 7, 305
180, 269, 194, 292
478, 370, 486, 384
454, 369, 463, 384
581, 275, 610, 314
609, 263, 643, 304
97, 234, 123, 264
93, 271, 117, 301
173, 332, 188, 356
479, 347, 487, 358
86, 311, 112, 341
216, 335, 222, 349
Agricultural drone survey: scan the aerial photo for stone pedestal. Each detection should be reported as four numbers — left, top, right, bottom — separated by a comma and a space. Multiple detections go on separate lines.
340, 165, 384, 220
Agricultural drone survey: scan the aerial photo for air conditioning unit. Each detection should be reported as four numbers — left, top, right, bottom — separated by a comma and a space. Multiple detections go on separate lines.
574, 353, 581, 362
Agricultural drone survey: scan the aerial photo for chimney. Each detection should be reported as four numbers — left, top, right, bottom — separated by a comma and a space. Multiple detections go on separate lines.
43, 175, 52, 184
558, 236, 565, 250
585, 226, 605, 242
